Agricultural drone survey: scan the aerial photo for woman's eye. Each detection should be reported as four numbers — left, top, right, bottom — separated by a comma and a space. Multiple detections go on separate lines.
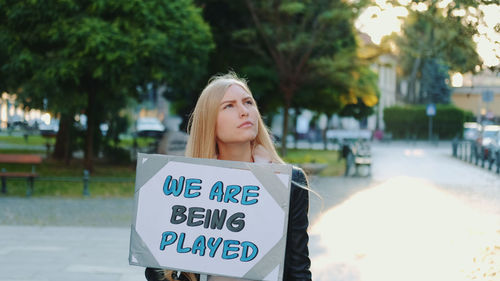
223, 104, 233, 109
246, 100, 253, 105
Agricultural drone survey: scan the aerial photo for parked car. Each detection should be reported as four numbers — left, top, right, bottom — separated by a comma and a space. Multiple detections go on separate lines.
484, 127, 500, 168
135, 117, 165, 138
477, 125, 500, 164
463, 122, 481, 141
478, 125, 500, 146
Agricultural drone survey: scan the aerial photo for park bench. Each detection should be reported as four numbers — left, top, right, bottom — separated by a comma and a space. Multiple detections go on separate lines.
341, 140, 371, 177
0, 154, 42, 197
353, 141, 371, 176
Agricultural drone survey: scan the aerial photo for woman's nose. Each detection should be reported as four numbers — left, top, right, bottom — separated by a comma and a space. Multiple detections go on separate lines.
238, 103, 249, 117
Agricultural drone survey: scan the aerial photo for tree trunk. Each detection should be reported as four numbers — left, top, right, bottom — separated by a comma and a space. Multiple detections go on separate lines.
322, 114, 331, 151
84, 91, 96, 173
408, 57, 421, 104
281, 100, 290, 157
293, 107, 300, 149
53, 113, 72, 162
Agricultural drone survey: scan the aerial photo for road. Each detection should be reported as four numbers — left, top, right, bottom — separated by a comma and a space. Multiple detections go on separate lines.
0, 141, 498, 281
308, 141, 499, 281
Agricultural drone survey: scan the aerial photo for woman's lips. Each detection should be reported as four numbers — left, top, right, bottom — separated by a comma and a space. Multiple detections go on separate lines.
238, 121, 254, 128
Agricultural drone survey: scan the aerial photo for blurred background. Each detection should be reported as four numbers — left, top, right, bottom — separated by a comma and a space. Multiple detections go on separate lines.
0, 0, 498, 281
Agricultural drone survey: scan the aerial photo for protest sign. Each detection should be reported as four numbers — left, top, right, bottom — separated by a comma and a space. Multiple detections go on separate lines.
129, 153, 292, 281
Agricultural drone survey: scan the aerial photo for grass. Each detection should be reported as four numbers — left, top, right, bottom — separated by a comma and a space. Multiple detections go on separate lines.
0, 149, 46, 154
0, 158, 136, 198
1, 179, 135, 198
0, 135, 56, 146
0, 135, 345, 197
0, 134, 156, 149
118, 136, 157, 148
281, 148, 345, 177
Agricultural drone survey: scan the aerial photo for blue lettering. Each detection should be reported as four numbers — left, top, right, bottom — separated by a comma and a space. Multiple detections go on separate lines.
240, 241, 258, 262
191, 235, 206, 256
176, 232, 191, 253
222, 240, 240, 260
163, 176, 185, 196
207, 237, 223, 258
209, 181, 224, 202
159, 231, 177, 250
241, 185, 260, 205
184, 178, 202, 198
224, 185, 241, 203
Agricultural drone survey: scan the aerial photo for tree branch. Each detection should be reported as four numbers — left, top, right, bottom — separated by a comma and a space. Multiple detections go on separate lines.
245, 0, 285, 74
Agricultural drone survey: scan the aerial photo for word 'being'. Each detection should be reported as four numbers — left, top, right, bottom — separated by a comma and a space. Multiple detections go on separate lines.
170, 205, 245, 232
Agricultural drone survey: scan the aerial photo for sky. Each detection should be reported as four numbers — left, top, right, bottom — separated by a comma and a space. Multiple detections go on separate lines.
355, 0, 500, 68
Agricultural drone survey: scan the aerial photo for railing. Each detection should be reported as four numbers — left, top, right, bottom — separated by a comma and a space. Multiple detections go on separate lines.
452, 140, 500, 174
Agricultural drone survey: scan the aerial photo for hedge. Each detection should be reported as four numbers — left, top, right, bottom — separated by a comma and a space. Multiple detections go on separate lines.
383, 105, 474, 140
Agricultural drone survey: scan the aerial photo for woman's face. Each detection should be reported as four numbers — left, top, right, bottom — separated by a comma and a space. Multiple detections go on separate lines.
216, 84, 259, 145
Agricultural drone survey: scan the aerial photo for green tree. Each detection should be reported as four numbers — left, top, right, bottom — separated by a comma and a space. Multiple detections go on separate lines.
165, 0, 282, 132
300, 46, 379, 149
0, 0, 213, 171
395, 0, 494, 104
189, 0, 379, 154
420, 58, 451, 104
235, 0, 375, 155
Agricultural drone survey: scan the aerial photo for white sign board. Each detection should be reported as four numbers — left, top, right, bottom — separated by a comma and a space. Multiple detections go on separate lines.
129, 153, 292, 281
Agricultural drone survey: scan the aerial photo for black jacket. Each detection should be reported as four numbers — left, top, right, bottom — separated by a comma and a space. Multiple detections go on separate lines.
283, 166, 312, 281
145, 166, 312, 281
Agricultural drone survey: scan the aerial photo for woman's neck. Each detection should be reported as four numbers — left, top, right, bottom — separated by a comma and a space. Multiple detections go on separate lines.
217, 141, 253, 162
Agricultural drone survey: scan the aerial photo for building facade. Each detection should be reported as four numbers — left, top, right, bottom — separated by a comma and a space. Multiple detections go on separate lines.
451, 70, 500, 122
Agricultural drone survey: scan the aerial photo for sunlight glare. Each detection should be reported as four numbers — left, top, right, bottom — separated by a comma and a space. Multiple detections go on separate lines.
437, 0, 453, 9
411, 2, 428, 12
356, 5, 407, 44
452, 9, 466, 17
404, 149, 424, 157
451, 73, 464, 87
475, 36, 500, 67
41, 113, 51, 125
310, 176, 499, 281
355, 2, 499, 68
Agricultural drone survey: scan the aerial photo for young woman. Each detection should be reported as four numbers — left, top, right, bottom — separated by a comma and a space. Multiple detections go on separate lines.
146, 73, 312, 281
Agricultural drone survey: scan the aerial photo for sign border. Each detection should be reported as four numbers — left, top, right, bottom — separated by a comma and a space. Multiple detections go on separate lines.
129, 153, 293, 281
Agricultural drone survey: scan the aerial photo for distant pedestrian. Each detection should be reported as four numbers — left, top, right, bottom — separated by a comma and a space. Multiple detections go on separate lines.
341, 141, 353, 176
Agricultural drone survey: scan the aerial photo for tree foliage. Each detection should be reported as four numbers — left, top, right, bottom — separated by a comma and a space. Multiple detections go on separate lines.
420, 58, 451, 104
232, 0, 377, 155
384, 105, 474, 139
0, 0, 213, 170
394, 0, 493, 104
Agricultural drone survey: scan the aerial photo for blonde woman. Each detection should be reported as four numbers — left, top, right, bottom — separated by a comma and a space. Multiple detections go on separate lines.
146, 73, 312, 281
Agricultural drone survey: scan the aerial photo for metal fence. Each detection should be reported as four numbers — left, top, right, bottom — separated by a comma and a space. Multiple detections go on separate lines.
452, 140, 500, 174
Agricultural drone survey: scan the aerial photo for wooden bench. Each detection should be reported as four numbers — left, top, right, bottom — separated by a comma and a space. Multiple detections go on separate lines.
353, 142, 371, 177
0, 154, 42, 197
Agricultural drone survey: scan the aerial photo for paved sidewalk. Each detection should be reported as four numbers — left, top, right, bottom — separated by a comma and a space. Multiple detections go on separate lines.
0, 198, 135, 227
1, 141, 499, 281
0, 225, 143, 281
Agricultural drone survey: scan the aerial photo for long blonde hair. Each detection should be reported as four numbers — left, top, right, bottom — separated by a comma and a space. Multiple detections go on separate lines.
185, 72, 283, 163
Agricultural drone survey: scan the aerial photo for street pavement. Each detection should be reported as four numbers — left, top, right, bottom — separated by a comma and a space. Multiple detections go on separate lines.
308, 141, 499, 281
1, 141, 499, 281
